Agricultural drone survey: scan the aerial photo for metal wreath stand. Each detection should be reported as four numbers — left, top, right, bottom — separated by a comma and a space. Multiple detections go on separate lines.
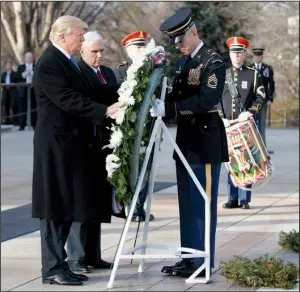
107, 69, 212, 288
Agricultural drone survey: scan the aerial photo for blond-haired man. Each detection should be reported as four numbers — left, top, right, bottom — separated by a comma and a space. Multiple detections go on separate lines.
32, 15, 122, 286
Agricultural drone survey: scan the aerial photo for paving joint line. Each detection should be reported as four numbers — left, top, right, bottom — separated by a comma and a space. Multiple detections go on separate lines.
220, 190, 298, 232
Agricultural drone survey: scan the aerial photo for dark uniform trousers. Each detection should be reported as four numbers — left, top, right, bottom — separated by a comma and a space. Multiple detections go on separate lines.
227, 174, 252, 202
255, 104, 267, 146
176, 162, 221, 268
251, 63, 275, 147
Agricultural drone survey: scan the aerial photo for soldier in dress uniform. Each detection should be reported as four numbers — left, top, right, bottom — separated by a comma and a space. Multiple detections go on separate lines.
151, 8, 229, 278
220, 37, 266, 210
114, 31, 155, 223
114, 31, 148, 84
250, 46, 275, 147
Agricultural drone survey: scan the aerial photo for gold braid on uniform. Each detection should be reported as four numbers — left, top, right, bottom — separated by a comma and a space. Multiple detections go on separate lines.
249, 104, 262, 114
253, 69, 257, 94
117, 61, 128, 69
257, 85, 266, 99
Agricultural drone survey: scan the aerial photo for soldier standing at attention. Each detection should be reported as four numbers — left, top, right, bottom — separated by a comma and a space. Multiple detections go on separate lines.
220, 37, 266, 210
250, 46, 275, 147
151, 8, 229, 278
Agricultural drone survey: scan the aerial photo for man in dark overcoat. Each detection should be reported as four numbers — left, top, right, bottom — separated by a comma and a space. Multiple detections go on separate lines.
31, 15, 122, 286
66, 31, 120, 273
1, 61, 21, 125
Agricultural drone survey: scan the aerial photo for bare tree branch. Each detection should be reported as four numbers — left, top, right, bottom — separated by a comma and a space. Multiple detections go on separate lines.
1, 7, 22, 63
40, 2, 55, 45
85, 2, 108, 25
77, 3, 87, 19
13, 2, 25, 55
60, 2, 73, 16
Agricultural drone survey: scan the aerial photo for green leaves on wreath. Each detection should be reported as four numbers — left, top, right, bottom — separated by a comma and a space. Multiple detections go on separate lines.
278, 229, 300, 253
220, 254, 298, 289
129, 111, 137, 123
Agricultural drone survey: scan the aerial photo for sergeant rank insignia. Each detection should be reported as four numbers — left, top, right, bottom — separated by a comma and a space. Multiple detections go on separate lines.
263, 67, 269, 77
207, 73, 218, 89
188, 65, 201, 85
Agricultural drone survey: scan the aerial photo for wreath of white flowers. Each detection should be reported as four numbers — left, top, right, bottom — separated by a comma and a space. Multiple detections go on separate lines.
104, 39, 165, 203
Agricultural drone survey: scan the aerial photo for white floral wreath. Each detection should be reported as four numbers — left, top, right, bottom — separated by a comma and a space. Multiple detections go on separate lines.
104, 39, 165, 203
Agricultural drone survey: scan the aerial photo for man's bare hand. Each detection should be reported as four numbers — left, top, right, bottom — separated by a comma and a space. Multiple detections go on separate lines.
105, 102, 124, 116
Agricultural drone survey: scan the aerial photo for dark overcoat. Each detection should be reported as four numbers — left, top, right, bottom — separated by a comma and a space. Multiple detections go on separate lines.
78, 58, 119, 223
32, 45, 108, 222
1, 71, 21, 105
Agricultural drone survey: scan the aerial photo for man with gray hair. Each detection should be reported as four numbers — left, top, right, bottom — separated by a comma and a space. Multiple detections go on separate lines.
67, 30, 119, 274
32, 16, 122, 286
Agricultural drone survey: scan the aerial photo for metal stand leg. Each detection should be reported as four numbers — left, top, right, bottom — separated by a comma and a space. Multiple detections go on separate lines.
107, 118, 211, 288
107, 119, 161, 289
138, 119, 162, 273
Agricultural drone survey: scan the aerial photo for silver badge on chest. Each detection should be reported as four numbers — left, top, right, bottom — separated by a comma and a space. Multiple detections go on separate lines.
241, 81, 248, 89
263, 67, 269, 77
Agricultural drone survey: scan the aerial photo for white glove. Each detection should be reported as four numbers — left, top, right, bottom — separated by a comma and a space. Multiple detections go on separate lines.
150, 99, 165, 117
238, 111, 253, 122
222, 118, 230, 128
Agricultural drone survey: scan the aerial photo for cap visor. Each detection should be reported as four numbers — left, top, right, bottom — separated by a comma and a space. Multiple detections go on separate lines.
169, 34, 185, 45
229, 48, 246, 52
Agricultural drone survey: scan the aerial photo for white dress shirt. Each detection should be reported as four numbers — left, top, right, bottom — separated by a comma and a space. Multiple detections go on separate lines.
191, 40, 204, 59
5, 72, 11, 84
254, 62, 262, 70
52, 43, 71, 60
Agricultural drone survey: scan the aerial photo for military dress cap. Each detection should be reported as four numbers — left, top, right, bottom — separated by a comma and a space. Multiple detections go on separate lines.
252, 46, 265, 56
226, 36, 249, 52
121, 31, 147, 47
159, 8, 195, 45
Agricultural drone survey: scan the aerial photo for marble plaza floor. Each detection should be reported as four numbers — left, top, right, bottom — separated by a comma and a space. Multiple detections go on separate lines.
1, 126, 299, 291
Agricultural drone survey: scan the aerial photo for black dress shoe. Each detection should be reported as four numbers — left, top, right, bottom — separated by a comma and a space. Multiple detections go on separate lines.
42, 272, 83, 285
19, 127, 25, 131
240, 200, 250, 209
113, 207, 126, 219
171, 262, 211, 278
86, 259, 113, 269
68, 261, 90, 273
161, 259, 191, 274
223, 200, 239, 209
65, 270, 89, 281
132, 213, 155, 222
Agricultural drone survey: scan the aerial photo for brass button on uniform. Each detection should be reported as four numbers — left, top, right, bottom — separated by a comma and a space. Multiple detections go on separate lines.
178, 91, 182, 95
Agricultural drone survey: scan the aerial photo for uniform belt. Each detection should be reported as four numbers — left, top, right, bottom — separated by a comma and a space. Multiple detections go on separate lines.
207, 105, 218, 113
